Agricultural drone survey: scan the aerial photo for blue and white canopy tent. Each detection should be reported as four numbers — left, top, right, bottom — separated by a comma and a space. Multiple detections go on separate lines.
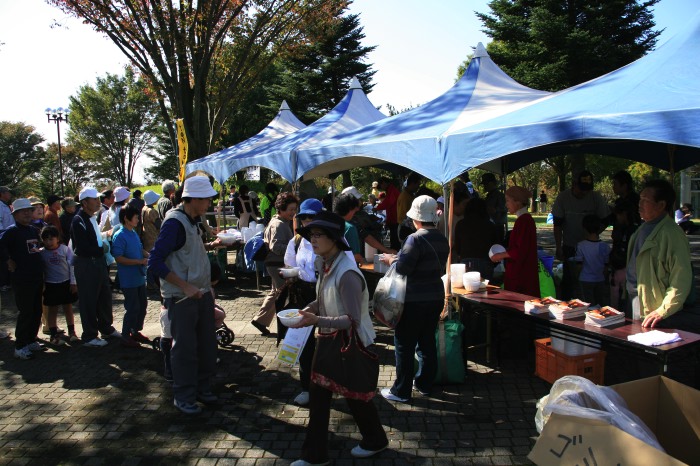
191, 77, 386, 184
443, 13, 700, 177
185, 101, 306, 184
295, 43, 551, 185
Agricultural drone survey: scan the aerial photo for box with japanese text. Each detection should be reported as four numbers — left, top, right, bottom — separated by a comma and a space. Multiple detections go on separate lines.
529, 376, 700, 466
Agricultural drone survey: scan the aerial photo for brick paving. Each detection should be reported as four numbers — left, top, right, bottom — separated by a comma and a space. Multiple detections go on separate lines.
0, 233, 697, 465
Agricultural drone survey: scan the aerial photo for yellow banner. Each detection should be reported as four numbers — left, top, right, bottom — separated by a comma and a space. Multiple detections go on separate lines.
176, 119, 188, 182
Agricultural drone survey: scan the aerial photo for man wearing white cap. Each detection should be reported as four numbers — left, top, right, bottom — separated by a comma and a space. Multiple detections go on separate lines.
0, 199, 45, 359
101, 186, 130, 233
148, 175, 223, 414
71, 187, 120, 347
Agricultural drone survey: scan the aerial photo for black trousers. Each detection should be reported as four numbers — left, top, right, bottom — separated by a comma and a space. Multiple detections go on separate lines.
301, 381, 387, 463
74, 256, 115, 341
13, 281, 43, 349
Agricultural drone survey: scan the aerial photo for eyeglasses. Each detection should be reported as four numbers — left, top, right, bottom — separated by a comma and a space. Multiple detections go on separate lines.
309, 232, 327, 239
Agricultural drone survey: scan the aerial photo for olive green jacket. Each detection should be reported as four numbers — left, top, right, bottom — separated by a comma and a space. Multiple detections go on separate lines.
627, 214, 692, 318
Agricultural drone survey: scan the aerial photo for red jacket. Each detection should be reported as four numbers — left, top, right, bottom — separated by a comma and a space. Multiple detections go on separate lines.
504, 213, 540, 297
375, 184, 400, 225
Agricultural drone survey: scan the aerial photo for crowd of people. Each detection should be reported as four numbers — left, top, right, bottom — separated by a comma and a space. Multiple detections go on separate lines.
2, 169, 700, 462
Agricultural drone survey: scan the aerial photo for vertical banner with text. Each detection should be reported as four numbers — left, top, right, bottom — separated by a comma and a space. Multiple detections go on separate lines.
176, 118, 188, 183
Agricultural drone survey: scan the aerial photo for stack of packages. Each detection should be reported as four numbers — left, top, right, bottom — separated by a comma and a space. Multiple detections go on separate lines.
585, 306, 625, 327
550, 299, 589, 320
524, 296, 561, 315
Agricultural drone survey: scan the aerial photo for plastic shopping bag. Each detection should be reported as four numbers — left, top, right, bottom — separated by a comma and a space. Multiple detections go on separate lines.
372, 262, 407, 328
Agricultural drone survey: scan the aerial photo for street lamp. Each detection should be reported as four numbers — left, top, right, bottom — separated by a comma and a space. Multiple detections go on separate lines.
45, 107, 69, 196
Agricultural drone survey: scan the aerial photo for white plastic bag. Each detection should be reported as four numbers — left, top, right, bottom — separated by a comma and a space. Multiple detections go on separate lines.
535, 376, 664, 452
372, 262, 407, 328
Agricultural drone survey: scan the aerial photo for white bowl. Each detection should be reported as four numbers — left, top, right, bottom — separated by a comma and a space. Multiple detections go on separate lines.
279, 267, 300, 278
489, 244, 506, 258
464, 271, 481, 283
464, 280, 481, 292
216, 232, 239, 245
277, 309, 303, 327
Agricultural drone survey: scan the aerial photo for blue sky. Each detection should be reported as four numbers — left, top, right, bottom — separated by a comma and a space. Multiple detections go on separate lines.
0, 0, 698, 182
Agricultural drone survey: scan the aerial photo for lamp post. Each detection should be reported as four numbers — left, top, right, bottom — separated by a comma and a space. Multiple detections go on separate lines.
45, 107, 69, 196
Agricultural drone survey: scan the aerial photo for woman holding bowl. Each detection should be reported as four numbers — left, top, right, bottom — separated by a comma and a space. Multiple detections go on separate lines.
290, 211, 387, 465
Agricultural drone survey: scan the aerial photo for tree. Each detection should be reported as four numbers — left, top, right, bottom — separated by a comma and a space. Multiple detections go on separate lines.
265, 9, 376, 124
0, 121, 45, 193
145, 126, 180, 184
473, 0, 661, 186
67, 67, 162, 187
50, 0, 345, 161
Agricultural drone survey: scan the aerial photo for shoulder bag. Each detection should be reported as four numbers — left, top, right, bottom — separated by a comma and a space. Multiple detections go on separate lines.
311, 322, 379, 401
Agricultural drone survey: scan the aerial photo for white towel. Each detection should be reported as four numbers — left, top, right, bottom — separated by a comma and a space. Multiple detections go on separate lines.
627, 330, 682, 346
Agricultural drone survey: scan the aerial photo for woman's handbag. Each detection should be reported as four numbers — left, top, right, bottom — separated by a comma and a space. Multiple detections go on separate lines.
372, 262, 407, 328
311, 325, 379, 401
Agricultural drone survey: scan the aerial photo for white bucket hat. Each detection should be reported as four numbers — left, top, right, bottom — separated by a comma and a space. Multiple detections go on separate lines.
11, 198, 33, 212
182, 176, 217, 198
341, 186, 363, 199
114, 186, 130, 203
79, 187, 99, 201
407, 195, 438, 223
143, 190, 160, 206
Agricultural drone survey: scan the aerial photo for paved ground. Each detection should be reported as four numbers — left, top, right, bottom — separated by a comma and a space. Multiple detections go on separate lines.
0, 231, 697, 465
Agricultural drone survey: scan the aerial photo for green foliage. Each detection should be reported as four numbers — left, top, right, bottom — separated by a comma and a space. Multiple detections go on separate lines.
477, 0, 661, 91
144, 126, 179, 184
264, 9, 377, 123
0, 121, 45, 194
68, 67, 162, 187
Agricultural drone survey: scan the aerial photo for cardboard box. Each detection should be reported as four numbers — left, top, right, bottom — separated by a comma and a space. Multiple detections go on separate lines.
529, 376, 700, 466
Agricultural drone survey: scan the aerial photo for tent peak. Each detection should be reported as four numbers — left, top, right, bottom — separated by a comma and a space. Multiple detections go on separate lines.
474, 42, 488, 58
349, 76, 362, 90
279, 100, 291, 111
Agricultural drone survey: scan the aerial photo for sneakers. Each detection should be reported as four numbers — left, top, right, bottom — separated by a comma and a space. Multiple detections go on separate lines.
69, 334, 80, 343
0, 285, 11, 292
103, 330, 122, 339
84, 338, 108, 347
294, 391, 310, 406
250, 320, 270, 336
50, 335, 65, 346
131, 331, 150, 344
380, 388, 409, 403
0, 329, 11, 339
121, 336, 140, 348
350, 444, 388, 458
413, 382, 430, 396
14, 346, 34, 360
290, 460, 329, 466
173, 399, 202, 415
196, 391, 219, 404
26, 341, 47, 352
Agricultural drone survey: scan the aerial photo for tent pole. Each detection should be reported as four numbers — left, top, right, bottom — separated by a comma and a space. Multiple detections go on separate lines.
501, 158, 509, 235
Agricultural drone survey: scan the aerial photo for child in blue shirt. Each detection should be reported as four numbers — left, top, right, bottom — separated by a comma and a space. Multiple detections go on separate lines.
574, 215, 611, 307
111, 206, 149, 347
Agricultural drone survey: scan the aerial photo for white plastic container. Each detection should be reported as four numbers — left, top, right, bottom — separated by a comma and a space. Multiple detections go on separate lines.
550, 329, 601, 356
450, 263, 466, 287
365, 243, 377, 263
373, 254, 389, 273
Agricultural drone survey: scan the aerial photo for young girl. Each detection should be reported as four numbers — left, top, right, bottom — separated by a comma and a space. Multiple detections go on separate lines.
490, 186, 540, 297
39, 226, 79, 344
111, 205, 149, 347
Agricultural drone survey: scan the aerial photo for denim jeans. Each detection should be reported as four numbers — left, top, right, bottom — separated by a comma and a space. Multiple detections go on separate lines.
391, 299, 443, 399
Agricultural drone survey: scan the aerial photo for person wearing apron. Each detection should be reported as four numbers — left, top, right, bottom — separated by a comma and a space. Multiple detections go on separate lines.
234, 185, 260, 229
